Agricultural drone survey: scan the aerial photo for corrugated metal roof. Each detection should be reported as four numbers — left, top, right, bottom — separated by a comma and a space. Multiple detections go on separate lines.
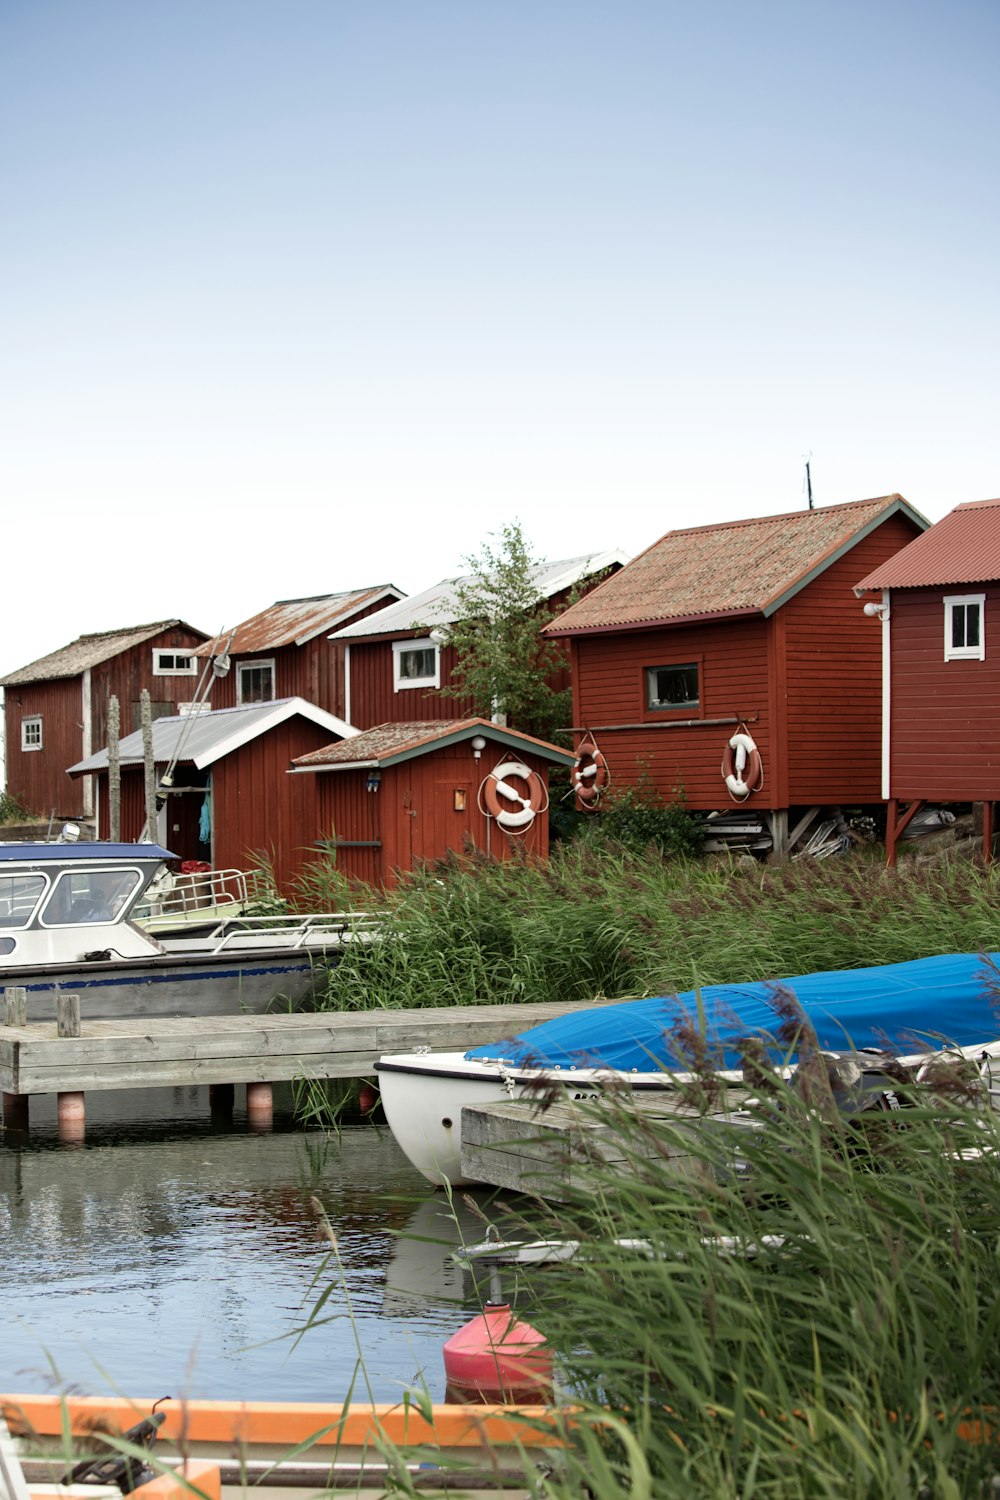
68, 697, 355, 775
203, 586, 405, 655
855, 500, 1000, 591
544, 497, 926, 635
292, 717, 576, 769
1, 621, 208, 686
330, 551, 627, 641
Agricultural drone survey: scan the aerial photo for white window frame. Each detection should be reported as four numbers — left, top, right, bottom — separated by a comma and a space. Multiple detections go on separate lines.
392, 638, 440, 692
21, 716, 43, 751
152, 649, 198, 677
236, 658, 276, 705
944, 594, 985, 662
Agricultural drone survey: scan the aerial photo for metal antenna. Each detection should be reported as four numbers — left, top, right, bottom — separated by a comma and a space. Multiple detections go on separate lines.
803, 452, 814, 510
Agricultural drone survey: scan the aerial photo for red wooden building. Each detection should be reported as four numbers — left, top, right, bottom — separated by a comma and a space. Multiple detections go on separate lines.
1, 620, 209, 823
199, 586, 403, 718
854, 498, 1000, 864
68, 698, 354, 892
329, 552, 625, 731
291, 719, 576, 888
545, 496, 927, 856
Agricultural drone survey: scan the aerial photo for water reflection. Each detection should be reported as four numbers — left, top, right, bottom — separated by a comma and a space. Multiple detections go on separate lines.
0, 1087, 504, 1401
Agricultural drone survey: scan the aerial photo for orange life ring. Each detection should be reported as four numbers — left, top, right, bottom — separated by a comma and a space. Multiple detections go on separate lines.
482, 760, 546, 833
572, 739, 609, 811
721, 730, 763, 802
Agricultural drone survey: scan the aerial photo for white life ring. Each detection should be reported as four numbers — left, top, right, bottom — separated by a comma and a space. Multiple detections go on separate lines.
721, 730, 763, 801
572, 738, 609, 812
481, 760, 547, 833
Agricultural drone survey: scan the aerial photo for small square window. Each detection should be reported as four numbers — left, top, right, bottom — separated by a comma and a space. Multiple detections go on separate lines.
237, 660, 276, 704
646, 663, 699, 711
393, 639, 440, 691
944, 595, 985, 661
153, 650, 198, 676
21, 716, 43, 751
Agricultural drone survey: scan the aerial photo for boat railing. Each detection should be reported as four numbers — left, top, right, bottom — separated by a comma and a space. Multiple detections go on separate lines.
135, 866, 263, 921
175, 911, 381, 954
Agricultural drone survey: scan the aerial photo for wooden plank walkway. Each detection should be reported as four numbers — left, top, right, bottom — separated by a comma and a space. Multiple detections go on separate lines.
460, 1091, 755, 1199
0, 1000, 617, 1097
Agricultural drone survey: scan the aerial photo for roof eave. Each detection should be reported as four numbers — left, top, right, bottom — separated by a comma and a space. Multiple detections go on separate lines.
759, 498, 929, 618
546, 606, 762, 639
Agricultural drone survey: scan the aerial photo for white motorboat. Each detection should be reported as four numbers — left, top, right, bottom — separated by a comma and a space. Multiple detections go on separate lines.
0, 841, 374, 1020
376, 952, 1000, 1186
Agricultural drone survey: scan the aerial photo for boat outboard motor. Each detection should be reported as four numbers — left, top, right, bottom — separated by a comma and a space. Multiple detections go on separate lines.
62, 1398, 170, 1494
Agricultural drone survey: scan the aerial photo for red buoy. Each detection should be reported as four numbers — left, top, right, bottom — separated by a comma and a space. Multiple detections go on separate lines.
357, 1082, 377, 1116
443, 1302, 552, 1404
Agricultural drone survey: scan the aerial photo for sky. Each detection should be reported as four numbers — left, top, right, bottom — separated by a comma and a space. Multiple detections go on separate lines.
2, 0, 998, 676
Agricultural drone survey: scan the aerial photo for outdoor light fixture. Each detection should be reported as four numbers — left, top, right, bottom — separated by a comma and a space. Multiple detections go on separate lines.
471, 735, 486, 759
863, 601, 890, 620
366, 769, 382, 792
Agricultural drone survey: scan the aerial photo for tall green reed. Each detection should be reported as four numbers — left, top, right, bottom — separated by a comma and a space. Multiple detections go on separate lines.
515, 1055, 1000, 1498
303, 844, 1000, 1013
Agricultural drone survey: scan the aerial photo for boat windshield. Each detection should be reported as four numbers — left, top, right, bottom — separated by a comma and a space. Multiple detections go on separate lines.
40, 868, 143, 927
0, 873, 48, 929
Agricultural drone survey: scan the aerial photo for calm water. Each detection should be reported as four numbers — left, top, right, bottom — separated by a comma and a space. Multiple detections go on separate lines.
0, 1086, 503, 1402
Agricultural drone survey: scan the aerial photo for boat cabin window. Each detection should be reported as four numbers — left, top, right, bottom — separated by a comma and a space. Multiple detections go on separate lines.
0, 873, 48, 929
40, 869, 143, 927
646, 663, 699, 712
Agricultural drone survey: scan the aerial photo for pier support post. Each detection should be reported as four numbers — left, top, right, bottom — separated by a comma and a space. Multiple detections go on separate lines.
246, 1081, 273, 1132
209, 1083, 235, 1117
58, 1091, 86, 1144
57, 995, 81, 1038
3, 1092, 29, 1131
4, 987, 27, 1028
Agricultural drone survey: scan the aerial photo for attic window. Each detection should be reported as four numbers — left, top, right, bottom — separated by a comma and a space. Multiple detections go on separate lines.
944, 595, 985, 662
21, 716, 43, 751
153, 650, 198, 676
393, 639, 440, 692
237, 660, 276, 704
646, 663, 699, 712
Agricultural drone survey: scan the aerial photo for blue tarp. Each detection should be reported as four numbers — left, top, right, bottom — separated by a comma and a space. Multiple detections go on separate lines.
464, 953, 1000, 1073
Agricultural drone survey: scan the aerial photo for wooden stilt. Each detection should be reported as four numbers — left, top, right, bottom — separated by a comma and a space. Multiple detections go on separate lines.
209, 1083, 235, 1115
983, 801, 995, 865
885, 798, 925, 869
768, 809, 789, 863
3, 1092, 29, 1131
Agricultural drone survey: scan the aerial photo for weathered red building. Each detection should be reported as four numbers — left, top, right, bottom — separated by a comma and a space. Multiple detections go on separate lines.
69, 698, 354, 892
854, 498, 1000, 864
291, 719, 576, 888
330, 552, 625, 731
199, 586, 403, 718
545, 496, 927, 856
1, 620, 209, 822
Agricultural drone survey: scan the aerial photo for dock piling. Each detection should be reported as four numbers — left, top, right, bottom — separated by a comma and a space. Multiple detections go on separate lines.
4, 987, 27, 1029
56, 995, 81, 1039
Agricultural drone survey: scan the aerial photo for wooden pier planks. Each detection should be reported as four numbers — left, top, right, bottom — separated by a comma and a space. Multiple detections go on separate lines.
460, 1092, 754, 1198
0, 1000, 616, 1097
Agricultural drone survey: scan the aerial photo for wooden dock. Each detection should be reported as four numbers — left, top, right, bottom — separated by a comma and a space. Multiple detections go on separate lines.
0, 1000, 615, 1108
460, 1091, 755, 1199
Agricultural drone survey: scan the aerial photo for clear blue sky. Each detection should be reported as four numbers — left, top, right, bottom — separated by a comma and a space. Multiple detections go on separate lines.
2, 0, 997, 674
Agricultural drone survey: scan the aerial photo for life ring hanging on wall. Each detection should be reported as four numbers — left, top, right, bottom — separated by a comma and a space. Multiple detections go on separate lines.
480, 760, 548, 835
721, 726, 764, 802
571, 734, 610, 813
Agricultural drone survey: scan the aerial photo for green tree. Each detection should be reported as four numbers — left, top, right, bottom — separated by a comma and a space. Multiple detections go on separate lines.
439, 522, 572, 744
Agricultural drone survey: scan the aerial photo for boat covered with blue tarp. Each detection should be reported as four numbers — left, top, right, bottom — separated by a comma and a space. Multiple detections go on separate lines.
464, 952, 1000, 1074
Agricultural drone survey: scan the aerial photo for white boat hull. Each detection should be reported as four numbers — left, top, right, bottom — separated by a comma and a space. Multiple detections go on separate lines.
376, 1052, 675, 1186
